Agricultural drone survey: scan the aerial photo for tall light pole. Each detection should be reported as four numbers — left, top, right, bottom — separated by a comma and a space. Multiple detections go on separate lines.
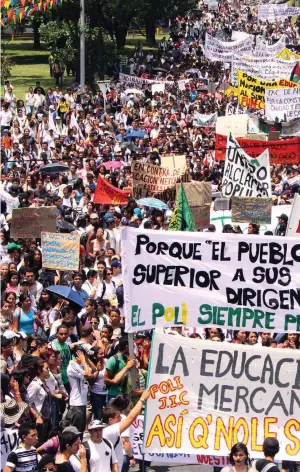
80, 0, 85, 88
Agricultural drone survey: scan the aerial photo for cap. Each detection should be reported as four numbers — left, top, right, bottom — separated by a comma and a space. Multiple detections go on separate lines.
111, 260, 121, 269
88, 419, 108, 430
20, 278, 29, 285
3, 330, 18, 340
63, 425, 81, 435
7, 242, 21, 252
207, 224, 216, 232
277, 213, 288, 222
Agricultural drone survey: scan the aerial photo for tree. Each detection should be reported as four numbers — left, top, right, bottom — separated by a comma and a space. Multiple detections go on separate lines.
1, 41, 15, 84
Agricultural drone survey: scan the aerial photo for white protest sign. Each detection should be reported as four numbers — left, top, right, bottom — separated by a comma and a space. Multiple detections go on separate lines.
1, 429, 21, 467
257, 4, 288, 21
286, 194, 300, 237
132, 415, 229, 465
152, 83, 165, 94
265, 87, 300, 122
122, 227, 300, 333
222, 134, 272, 198
144, 332, 300, 460
193, 112, 217, 127
253, 35, 287, 57
216, 115, 248, 138
232, 58, 295, 85
204, 33, 253, 62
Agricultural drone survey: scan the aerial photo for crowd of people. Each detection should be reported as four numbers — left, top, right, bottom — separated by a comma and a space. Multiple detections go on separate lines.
1, 0, 300, 471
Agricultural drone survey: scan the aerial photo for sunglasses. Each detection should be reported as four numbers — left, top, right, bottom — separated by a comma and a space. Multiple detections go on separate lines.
107, 273, 112, 276
41, 467, 56, 472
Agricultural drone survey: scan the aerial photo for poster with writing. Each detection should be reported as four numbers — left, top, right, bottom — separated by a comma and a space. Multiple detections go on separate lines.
11, 207, 56, 239
132, 415, 229, 465
221, 134, 272, 198
265, 88, 300, 122
176, 182, 211, 230
1, 429, 21, 469
132, 156, 187, 200
144, 332, 300, 459
121, 227, 300, 333
232, 58, 295, 86
232, 197, 272, 224
204, 33, 252, 62
42, 232, 80, 271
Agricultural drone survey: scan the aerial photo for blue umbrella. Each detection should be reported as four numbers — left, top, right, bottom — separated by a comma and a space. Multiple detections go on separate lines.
46, 285, 85, 308
137, 198, 169, 210
126, 131, 147, 140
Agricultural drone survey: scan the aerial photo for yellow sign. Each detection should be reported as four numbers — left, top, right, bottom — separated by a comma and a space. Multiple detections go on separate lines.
276, 48, 300, 61
237, 70, 299, 109
224, 86, 239, 97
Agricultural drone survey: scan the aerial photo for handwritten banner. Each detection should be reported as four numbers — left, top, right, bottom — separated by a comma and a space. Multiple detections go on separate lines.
132, 415, 229, 465
215, 134, 300, 165
221, 134, 271, 198
122, 227, 300, 333
132, 156, 187, 200
216, 114, 248, 137
1, 429, 20, 469
94, 176, 131, 205
42, 232, 80, 271
10, 207, 56, 239
205, 33, 252, 62
232, 197, 272, 224
232, 58, 295, 85
265, 87, 300, 122
144, 332, 300, 460
193, 112, 217, 128
253, 35, 287, 58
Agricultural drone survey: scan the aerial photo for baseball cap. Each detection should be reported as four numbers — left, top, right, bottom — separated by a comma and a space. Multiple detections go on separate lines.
20, 278, 29, 285
3, 330, 18, 340
277, 213, 288, 222
63, 425, 81, 435
88, 419, 108, 430
110, 260, 121, 269
7, 242, 21, 252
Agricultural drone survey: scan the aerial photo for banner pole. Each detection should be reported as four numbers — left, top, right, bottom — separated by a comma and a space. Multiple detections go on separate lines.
128, 333, 137, 389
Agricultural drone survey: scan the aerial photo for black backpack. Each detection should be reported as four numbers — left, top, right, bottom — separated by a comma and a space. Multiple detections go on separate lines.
83, 437, 120, 472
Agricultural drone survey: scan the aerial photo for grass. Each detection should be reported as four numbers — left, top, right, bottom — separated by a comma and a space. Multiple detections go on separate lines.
5, 34, 166, 100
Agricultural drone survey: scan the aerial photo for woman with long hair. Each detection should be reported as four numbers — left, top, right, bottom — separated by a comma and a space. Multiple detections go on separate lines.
38, 290, 55, 336
221, 443, 256, 472
12, 294, 37, 335
4, 271, 20, 294
5, 292, 17, 316
27, 361, 52, 442
204, 327, 225, 342
28, 249, 43, 273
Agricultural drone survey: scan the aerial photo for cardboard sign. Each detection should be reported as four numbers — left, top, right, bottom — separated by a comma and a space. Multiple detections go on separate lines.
232, 197, 272, 224
122, 227, 300, 333
94, 176, 131, 205
10, 207, 56, 239
132, 156, 187, 200
42, 232, 80, 271
215, 133, 300, 165
221, 134, 272, 198
176, 182, 211, 230
144, 332, 300, 460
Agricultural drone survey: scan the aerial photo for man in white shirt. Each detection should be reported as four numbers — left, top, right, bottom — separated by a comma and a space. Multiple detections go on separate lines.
101, 390, 150, 469
66, 348, 92, 432
79, 420, 118, 472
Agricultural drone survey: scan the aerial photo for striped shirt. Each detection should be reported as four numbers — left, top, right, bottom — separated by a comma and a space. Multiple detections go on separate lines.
6, 445, 39, 472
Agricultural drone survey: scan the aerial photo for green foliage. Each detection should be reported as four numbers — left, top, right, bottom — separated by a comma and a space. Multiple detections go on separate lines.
39, 21, 75, 62
1, 42, 15, 84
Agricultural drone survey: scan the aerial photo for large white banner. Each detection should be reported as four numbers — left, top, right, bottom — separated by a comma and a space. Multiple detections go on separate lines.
132, 415, 229, 465
144, 332, 300, 460
232, 58, 295, 85
253, 35, 287, 58
221, 134, 272, 198
122, 228, 300, 333
258, 4, 300, 21
286, 194, 300, 238
204, 33, 253, 62
265, 87, 300, 122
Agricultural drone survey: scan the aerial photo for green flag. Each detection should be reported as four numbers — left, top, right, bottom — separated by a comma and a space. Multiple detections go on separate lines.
169, 183, 196, 231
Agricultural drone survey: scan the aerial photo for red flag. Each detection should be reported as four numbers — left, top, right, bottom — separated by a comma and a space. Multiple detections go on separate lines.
94, 176, 131, 205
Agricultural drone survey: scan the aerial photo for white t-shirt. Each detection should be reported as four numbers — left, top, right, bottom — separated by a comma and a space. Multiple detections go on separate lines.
103, 423, 123, 468
67, 360, 90, 406
70, 439, 117, 472
121, 414, 133, 456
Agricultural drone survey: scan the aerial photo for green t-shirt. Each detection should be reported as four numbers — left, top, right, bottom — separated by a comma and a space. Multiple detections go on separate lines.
52, 340, 71, 385
106, 353, 126, 396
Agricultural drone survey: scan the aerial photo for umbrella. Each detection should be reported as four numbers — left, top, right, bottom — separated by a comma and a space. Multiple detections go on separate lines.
56, 219, 77, 233
39, 163, 69, 174
46, 285, 85, 308
126, 131, 147, 140
152, 67, 168, 73
103, 161, 123, 170
124, 88, 144, 95
137, 198, 169, 210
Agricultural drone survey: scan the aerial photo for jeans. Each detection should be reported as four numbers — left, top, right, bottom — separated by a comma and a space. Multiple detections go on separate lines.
66, 405, 86, 433
90, 392, 107, 420
122, 455, 130, 472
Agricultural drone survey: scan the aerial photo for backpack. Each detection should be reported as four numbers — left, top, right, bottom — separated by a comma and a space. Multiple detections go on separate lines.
254, 461, 277, 472
83, 437, 120, 472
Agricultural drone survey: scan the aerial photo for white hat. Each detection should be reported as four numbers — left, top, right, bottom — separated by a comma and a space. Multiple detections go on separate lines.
88, 419, 108, 430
